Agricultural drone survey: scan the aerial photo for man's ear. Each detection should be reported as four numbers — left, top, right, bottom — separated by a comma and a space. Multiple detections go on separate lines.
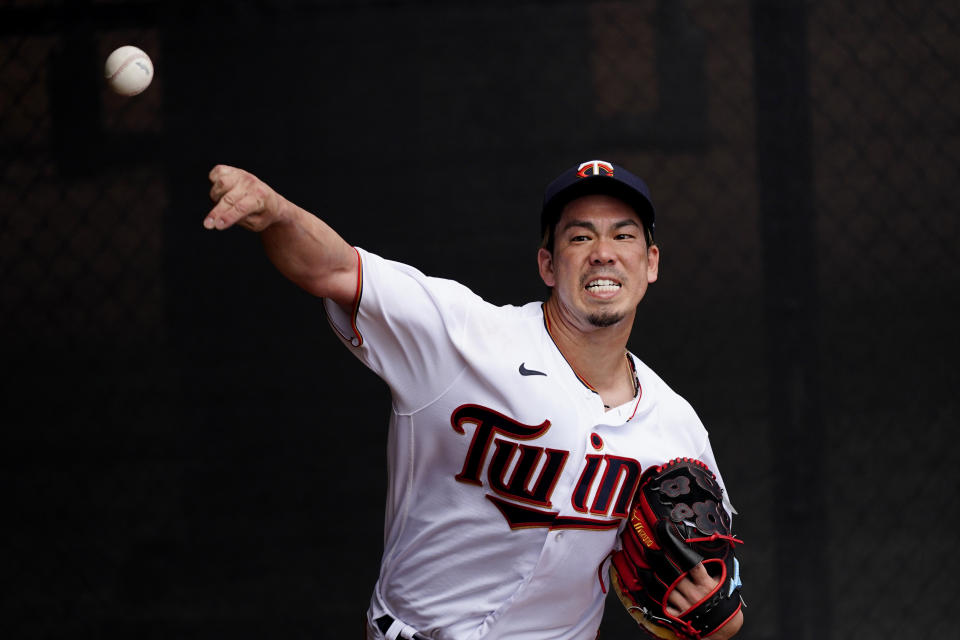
537, 247, 556, 287
647, 244, 660, 283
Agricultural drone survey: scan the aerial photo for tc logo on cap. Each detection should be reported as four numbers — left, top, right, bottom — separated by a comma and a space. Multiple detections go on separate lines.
576, 160, 614, 178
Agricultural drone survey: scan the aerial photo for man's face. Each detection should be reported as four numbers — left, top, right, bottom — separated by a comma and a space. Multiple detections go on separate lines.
537, 194, 659, 330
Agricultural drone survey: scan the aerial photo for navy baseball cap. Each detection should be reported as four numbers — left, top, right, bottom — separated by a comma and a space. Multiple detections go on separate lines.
541, 160, 656, 240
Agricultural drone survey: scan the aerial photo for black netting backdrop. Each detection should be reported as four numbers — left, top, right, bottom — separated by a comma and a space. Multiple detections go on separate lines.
3, 2, 957, 639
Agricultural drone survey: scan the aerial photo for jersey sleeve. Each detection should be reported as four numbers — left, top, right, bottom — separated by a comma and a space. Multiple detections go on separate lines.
668, 395, 737, 519
643, 362, 737, 519
323, 247, 480, 414
697, 438, 737, 518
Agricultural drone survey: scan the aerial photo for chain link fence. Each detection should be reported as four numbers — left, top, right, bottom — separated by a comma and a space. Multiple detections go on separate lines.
3, 1, 957, 638
808, 3, 958, 638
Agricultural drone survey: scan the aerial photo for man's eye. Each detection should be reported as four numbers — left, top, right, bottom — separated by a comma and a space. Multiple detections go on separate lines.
615, 233, 635, 240
571, 235, 590, 242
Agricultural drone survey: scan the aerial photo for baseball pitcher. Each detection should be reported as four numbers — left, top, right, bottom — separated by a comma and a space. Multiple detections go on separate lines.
204, 160, 744, 640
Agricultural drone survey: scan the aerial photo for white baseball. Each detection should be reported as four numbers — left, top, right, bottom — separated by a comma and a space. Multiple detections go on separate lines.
104, 45, 154, 96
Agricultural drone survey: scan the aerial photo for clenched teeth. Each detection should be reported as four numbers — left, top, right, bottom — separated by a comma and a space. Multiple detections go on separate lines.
586, 279, 621, 293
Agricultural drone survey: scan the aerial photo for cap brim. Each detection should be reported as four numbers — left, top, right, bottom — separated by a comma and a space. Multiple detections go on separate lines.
541, 175, 655, 237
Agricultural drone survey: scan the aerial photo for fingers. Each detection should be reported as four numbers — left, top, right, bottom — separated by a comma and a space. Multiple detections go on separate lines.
665, 562, 720, 616
686, 561, 715, 587
204, 165, 276, 231
205, 189, 266, 230
207, 164, 242, 208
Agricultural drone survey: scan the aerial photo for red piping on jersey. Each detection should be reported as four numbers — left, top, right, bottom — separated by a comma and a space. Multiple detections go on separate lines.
326, 247, 365, 347
597, 554, 610, 594
543, 308, 599, 393
543, 305, 644, 416
625, 356, 643, 420
348, 247, 363, 346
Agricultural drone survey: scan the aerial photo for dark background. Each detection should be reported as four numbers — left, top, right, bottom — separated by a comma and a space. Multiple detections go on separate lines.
2, 1, 957, 638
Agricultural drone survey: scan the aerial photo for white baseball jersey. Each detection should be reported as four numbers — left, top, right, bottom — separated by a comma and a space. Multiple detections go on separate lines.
324, 248, 734, 640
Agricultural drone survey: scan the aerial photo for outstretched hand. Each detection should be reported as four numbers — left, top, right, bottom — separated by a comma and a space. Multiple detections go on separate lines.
202, 164, 358, 305
204, 165, 287, 232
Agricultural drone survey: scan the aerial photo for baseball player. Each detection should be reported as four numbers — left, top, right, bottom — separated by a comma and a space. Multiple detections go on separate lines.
204, 160, 744, 640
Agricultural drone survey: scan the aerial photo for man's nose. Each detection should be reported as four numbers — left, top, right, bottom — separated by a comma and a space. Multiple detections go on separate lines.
589, 238, 616, 264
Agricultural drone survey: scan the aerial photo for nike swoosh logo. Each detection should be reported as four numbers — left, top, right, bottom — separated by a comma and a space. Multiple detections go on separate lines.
519, 363, 547, 377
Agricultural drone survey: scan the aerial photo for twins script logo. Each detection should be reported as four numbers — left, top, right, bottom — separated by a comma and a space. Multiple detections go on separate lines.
451, 404, 642, 530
